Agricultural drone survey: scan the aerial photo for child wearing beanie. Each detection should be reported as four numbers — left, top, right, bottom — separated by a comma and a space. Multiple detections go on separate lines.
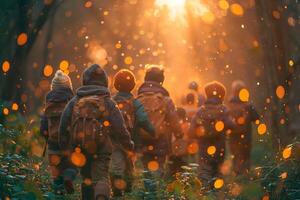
111, 69, 155, 197
40, 70, 75, 195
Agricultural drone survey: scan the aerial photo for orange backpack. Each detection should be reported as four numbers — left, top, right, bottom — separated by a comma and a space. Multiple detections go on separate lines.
71, 95, 109, 154
137, 92, 168, 140
44, 102, 67, 144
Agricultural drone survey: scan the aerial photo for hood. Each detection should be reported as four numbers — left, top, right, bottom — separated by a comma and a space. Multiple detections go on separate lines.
46, 87, 73, 103
82, 64, 108, 87
76, 85, 110, 97
138, 81, 169, 96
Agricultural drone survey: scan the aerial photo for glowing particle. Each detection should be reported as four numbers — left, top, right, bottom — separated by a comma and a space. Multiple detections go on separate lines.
103, 11, 109, 16
103, 120, 110, 127
282, 147, 292, 159
207, 146, 216, 155
114, 179, 127, 190
280, 172, 287, 179
201, 11, 215, 24
43, 65, 53, 77
276, 85, 285, 99
2, 61, 10, 73
215, 121, 225, 132
230, 3, 244, 16
288, 60, 294, 67
257, 123, 267, 135
124, 56, 133, 65
3, 108, 9, 115
84, 178, 93, 185
17, 33, 28, 46
239, 89, 249, 102
71, 149, 86, 167
84, 1, 92, 8
12, 103, 19, 111
187, 142, 199, 154
147, 160, 159, 171
115, 43, 122, 49
218, 0, 229, 10
59, 60, 69, 71
214, 178, 224, 189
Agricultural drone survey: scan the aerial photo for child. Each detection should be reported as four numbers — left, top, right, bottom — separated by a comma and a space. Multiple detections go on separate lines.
111, 69, 155, 196
59, 64, 134, 200
189, 81, 233, 188
228, 80, 259, 175
40, 70, 75, 195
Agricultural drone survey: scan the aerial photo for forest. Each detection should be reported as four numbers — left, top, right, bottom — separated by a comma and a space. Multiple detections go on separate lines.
0, 0, 300, 199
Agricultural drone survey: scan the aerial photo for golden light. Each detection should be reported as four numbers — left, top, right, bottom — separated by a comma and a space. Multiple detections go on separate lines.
155, 0, 209, 20
43, 64, 53, 77
207, 145, 216, 155
2, 61, 10, 73
215, 120, 225, 132
276, 85, 285, 99
257, 123, 267, 135
282, 147, 292, 159
239, 88, 250, 102
147, 160, 159, 171
11, 103, 19, 111
214, 178, 224, 189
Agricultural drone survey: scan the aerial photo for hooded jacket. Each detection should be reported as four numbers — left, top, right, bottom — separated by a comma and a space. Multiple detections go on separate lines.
137, 81, 183, 155
58, 65, 133, 154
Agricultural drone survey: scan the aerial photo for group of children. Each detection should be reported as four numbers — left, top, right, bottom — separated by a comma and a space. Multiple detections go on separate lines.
40, 64, 259, 200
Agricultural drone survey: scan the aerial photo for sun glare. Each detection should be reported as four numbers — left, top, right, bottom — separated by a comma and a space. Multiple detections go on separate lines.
155, 0, 209, 20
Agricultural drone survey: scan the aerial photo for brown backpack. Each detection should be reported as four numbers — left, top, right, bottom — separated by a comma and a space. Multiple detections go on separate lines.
137, 92, 168, 140
44, 102, 67, 144
71, 95, 109, 154
113, 95, 135, 133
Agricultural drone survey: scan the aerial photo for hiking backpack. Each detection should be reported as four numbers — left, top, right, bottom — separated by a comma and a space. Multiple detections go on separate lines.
194, 104, 227, 138
44, 101, 67, 144
71, 95, 110, 154
113, 95, 135, 133
137, 92, 168, 140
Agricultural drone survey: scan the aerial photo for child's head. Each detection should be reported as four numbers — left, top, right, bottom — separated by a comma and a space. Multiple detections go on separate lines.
231, 80, 246, 97
204, 81, 226, 101
51, 70, 72, 90
144, 64, 165, 84
113, 69, 136, 93
82, 64, 108, 87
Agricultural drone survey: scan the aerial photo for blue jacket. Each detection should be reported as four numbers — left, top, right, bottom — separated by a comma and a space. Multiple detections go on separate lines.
58, 85, 133, 154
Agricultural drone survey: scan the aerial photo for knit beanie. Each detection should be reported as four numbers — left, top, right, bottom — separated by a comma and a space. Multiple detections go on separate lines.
51, 70, 72, 90
144, 65, 165, 84
204, 81, 226, 100
82, 64, 108, 87
113, 69, 136, 92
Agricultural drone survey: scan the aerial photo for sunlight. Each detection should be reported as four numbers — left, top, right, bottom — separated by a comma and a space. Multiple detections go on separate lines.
155, 0, 209, 20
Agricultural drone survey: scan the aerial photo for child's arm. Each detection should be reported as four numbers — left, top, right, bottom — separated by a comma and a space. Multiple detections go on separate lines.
133, 99, 155, 136
166, 98, 183, 139
107, 99, 134, 151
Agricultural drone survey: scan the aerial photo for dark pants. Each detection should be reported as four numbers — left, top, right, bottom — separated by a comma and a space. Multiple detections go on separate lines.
229, 138, 251, 175
110, 148, 133, 196
81, 153, 111, 200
